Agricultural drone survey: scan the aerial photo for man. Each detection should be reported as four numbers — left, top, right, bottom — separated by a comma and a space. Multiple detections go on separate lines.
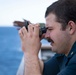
19, 0, 76, 75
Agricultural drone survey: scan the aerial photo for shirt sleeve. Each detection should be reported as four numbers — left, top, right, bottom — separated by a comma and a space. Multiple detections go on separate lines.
43, 54, 60, 75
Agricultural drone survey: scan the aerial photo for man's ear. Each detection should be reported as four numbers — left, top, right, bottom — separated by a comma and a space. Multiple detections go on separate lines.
67, 21, 76, 35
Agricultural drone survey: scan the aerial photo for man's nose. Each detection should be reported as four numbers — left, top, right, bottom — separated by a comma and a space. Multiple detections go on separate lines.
45, 31, 50, 38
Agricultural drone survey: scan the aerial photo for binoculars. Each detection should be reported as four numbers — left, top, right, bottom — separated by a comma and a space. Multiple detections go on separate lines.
13, 19, 47, 37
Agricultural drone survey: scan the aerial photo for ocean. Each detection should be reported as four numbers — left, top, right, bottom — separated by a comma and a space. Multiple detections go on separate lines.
0, 27, 49, 75
0, 27, 23, 75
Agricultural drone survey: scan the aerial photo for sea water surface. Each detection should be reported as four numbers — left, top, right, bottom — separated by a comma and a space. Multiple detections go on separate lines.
0, 26, 49, 75
0, 27, 23, 75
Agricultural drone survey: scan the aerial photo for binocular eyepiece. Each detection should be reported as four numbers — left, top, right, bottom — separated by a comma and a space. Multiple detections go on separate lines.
13, 19, 47, 37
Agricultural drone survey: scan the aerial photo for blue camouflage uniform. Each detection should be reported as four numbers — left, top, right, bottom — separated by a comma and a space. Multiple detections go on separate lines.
43, 42, 76, 75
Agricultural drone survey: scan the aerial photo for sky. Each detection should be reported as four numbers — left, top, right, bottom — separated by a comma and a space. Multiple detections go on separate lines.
0, 0, 57, 26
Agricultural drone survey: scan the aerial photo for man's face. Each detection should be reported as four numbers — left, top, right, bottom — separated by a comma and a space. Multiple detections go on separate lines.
45, 13, 71, 54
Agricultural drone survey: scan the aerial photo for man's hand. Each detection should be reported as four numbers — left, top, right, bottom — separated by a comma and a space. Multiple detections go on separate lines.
19, 24, 42, 75
19, 24, 41, 55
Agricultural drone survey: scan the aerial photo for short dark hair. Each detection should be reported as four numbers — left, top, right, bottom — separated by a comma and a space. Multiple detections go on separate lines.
45, 0, 76, 30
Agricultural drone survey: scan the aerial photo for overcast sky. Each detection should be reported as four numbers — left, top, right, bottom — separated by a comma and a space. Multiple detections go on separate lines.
0, 0, 57, 26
